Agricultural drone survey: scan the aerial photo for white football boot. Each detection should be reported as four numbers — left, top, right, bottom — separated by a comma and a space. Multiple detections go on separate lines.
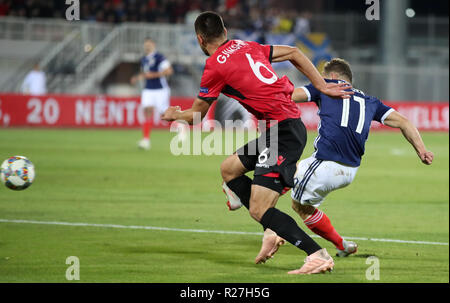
222, 182, 243, 211
336, 240, 358, 257
138, 138, 151, 150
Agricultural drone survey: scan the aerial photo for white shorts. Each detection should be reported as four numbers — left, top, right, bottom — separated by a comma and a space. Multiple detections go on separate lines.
141, 88, 170, 123
291, 156, 359, 207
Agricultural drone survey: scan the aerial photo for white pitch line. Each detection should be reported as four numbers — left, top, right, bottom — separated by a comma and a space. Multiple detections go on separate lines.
0, 218, 448, 246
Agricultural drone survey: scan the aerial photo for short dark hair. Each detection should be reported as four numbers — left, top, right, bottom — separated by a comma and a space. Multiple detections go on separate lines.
194, 11, 226, 44
323, 58, 353, 83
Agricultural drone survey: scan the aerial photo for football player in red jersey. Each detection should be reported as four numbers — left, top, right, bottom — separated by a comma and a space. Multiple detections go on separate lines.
162, 11, 352, 274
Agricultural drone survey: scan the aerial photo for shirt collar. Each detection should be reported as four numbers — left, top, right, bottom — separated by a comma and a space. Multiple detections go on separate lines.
211, 39, 231, 56
146, 51, 156, 58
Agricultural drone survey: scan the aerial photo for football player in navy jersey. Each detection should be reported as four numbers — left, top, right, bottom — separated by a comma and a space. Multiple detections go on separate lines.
252, 58, 434, 260
131, 38, 173, 150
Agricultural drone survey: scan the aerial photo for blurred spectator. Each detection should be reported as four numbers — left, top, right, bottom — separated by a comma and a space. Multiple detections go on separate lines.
0, 0, 310, 37
184, 1, 201, 25
21, 63, 47, 95
172, 0, 190, 24
272, 10, 294, 34
294, 11, 312, 37
0, 0, 11, 16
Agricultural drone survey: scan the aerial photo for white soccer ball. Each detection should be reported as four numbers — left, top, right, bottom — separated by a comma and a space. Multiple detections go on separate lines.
1, 156, 35, 190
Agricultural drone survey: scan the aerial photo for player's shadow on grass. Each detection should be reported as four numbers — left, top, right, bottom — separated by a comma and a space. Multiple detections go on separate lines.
109, 242, 250, 261
108, 240, 295, 270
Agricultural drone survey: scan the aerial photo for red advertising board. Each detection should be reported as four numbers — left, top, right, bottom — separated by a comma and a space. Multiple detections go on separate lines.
0, 93, 448, 131
0, 94, 194, 128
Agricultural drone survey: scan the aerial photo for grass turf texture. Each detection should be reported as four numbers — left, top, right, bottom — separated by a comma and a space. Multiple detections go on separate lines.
0, 128, 448, 283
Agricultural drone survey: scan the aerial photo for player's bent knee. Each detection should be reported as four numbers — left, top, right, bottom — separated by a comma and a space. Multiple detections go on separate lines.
220, 158, 234, 182
220, 155, 245, 182
249, 199, 273, 223
249, 204, 263, 222
292, 201, 315, 220
291, 200, 302, 212
144, 107, 154, 117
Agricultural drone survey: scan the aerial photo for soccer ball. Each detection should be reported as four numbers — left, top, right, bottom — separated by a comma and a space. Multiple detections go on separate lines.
0, 156, 35, 190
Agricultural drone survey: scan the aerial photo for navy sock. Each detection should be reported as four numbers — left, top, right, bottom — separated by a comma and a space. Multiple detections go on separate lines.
260, 207, 322, 255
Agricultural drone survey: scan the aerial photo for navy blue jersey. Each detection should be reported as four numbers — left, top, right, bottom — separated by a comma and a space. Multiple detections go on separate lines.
141, 52, 170, 89
302, 79, 394, 167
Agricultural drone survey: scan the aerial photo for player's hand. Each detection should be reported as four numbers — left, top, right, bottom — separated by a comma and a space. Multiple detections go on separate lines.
130, 74, 143, 85
162, 106, 181, 122
419, 151, 434, 165
319, 82, 353, 99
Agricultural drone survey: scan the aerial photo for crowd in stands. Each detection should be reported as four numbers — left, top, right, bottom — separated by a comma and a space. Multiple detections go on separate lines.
0, 0, 311, 35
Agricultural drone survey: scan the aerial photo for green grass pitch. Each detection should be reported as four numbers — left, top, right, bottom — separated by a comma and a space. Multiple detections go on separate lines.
0, 128, 448, 283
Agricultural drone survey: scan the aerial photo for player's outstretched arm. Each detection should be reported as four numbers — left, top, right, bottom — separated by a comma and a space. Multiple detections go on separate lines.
130, 73, 141, 85
162, 97, 213, 125
143, 66, 174, 79
291, 88, 309, 103
271, 45, 352, 99
383, 111, 434, 165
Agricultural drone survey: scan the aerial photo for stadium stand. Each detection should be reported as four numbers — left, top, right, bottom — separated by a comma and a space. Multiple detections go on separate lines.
0, 0, 448, 101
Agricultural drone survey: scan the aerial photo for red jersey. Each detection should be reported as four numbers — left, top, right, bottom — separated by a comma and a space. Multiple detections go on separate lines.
197, 39, 301, 123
